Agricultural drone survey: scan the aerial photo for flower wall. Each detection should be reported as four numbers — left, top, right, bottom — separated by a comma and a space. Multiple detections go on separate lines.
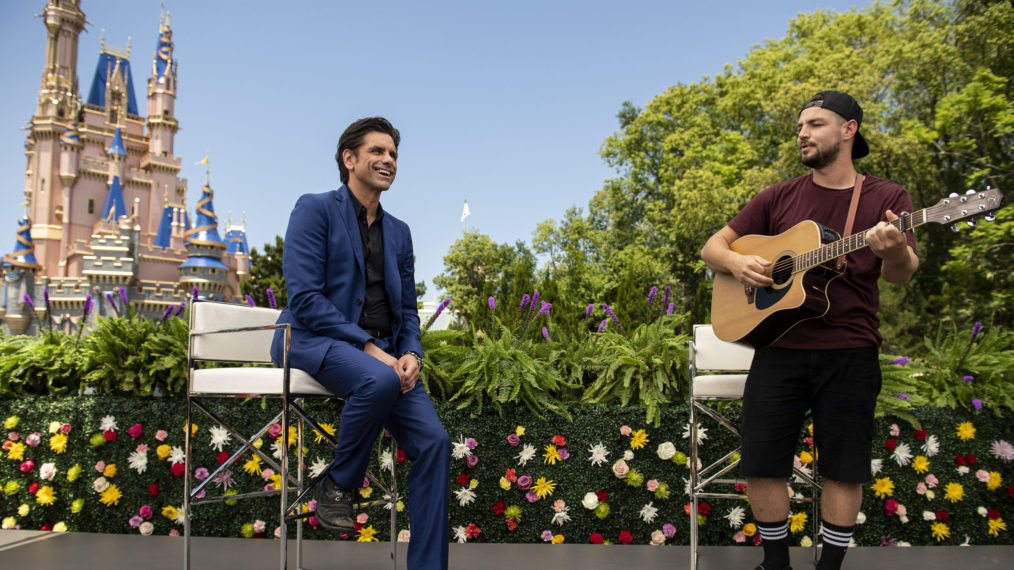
2, 397, 1012, 547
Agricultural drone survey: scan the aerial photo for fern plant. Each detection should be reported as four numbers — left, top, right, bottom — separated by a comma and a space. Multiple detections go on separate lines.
0, 332, 85, 396
918, 321, 1014, 413
419, 328, 470, 400
80, 314, 158, 395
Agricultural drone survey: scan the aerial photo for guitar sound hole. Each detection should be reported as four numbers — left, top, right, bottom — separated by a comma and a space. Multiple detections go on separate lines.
771, 255, 792, 286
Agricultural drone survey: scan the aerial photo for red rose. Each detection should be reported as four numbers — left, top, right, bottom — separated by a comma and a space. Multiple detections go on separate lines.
884, 499, 898, 515
955, 455, 966, 466
170, 463, 186, 477
988, 509, 1001, 520
252, 533, 265, 539
465, 523, 481, 539
216, 451, 229, 464
551, 435, 566, 447
734, 483, 748, 492
128, 424, 143, 440
28, 482, 40, 495
884, 438, 897, 451
505, 468, 517, 483
698, 502, 711, 515
618, 531, 633, 544
935, 510, 949, 522
589, 532, 604, 544
596, 490, 608, 503
505, 519, 518, 531
19, 459, 34, 473
41, 524, 53, 531
103, 429, 117, 442
456, 473, 470, 486
492, 501, 506, 515
396, 449, 406, 463
1009, 484, 1014, 499
149, 483, 160, 496
354, 522, 363, 531
913, 430, 928, 441
753, 535, 762, 546
965, 453, 976, 466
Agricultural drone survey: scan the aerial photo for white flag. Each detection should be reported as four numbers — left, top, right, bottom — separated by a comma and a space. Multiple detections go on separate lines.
460, 201, 471, 223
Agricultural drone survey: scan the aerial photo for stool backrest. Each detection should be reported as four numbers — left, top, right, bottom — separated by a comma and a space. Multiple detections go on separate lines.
692, 324, 754, 373
189, 301, 281, 363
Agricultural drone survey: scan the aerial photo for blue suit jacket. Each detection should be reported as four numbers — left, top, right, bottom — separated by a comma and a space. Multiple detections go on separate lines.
270, 186, 423, 374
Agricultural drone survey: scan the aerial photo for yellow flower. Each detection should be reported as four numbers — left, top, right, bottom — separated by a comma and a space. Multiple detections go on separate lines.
807, 423, 813, 436
871, 477, 895, 499
185, 423, 198, 436
944, 482, 964, 503
988, 517, 1006, 537
53, 522, 67, 532
156, 444, 171, 460
243, 455, 263, 475
987, 471, 1002, 492
224, 489, 238, 505
543, 445, 561, 465
35, 485, 56, 506
103, 464, 117, 478
4, 416, 19, 429
268, 473, 282, 490
799, 451, 813, 465
515, 426, 525, 437
532, 476, 557, 499
253, 438, 263, 449
287, 426, 298, 448
357, 526, 378, 542
3, 481, 19, 495
551, 534, 564, 544
48, 422, 62, 434
18, 504, 29, 516
162, 505, 178, 519
396, 500, 404, 512
313, 423, 336, 444
66, 464, 82, 482
49, 433, 68, 454
99, 484, 122, 506
912, 455, 930, 474
499, 477, 511, 490
469, 479, 478, 490
931, 521, 950, 542
360, 486, 373, 498
742, 523, 756, 537
70, 498, 85, 513
800, 536, 813, 547
7, 441, 25, 461
630, 429, 649, 450
788, 512, 807, 534
956, 421, 976, 442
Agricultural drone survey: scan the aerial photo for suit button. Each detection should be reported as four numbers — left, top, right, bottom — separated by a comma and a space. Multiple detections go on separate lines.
356, 298, 363, 306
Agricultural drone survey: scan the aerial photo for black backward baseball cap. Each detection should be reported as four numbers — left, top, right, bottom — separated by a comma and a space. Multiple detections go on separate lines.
800, 90, 870, 159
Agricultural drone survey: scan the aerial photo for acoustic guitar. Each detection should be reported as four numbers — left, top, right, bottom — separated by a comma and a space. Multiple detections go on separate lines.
711, 188, 1006, 347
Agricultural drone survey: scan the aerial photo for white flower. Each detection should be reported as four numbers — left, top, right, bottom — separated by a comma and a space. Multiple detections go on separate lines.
922, 435, 940, 457
897, 541, 911, 547
683, 476, 692, 495
93, 476, 110, 493
308, 457, 328, 479
383, 494, 396, 510
977, 506, 989, 517
516, 443, 536, 466
453, 526, 468, 543
922, 511, 936, 521
39, 463, 57, 481
587, 442, 609, 467
454, 487, 476, 507
899, 515, 909, 524
612, 459, 629, 478
724, 505, 746, 528
99, 415, 117, 431
208, 426, 231, 452
623, 450, 634, 461
451, 436, 471, 460
271, 440, 285, 460
397, 529, 411, 542
139, 521, 154, 535
682, 422, 708, 445
791, 464, 812, 483
990, 440, 1014, 463
855, 512, 867, 524
173, 506, 186, 525
128, 450, 148, 474
168, 446, 185, 465
650, 529, 666, 546
957, 465, 970, 475
891, 442, 913, 466
380, 450, 394, 472
581, 492, 599, 510
656, 442, 676, 461
551, 506, 571, 526
870, 458, 883, 475
639, 502, 659, 523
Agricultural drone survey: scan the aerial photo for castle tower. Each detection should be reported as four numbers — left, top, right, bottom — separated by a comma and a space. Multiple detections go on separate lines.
179, 172, 229, 299
36, 0, 85, 121
2, 212, 43, 335
144, 10, 183, 238
224, 214, 251, 279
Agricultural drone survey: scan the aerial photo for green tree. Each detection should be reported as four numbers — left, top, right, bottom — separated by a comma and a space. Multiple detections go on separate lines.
241, 235, 287, 309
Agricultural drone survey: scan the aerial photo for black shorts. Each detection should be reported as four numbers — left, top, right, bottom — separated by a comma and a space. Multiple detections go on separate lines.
739, 346, 881, 483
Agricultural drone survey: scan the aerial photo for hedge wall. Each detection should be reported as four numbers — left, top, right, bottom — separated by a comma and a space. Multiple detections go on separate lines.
2, 397, 1012, 547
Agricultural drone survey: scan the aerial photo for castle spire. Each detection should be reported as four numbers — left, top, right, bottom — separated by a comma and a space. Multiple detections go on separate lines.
4, 214, 42, 270
36, 0, 85, 119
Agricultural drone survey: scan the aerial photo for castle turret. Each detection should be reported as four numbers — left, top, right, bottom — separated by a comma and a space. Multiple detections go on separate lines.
3, 212, 43, 335
36, 0, 85, 121
143, 10, 183, 243
179, 172, 229, 299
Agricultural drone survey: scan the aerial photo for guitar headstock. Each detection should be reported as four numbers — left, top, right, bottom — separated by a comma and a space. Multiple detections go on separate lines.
925, 188, 1006, 228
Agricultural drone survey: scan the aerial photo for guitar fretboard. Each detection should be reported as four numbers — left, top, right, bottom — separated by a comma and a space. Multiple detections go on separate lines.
793, 210, 927, 272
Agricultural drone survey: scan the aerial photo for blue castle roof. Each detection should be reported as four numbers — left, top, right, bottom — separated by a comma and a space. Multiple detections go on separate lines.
86, 51, 139, 115
60, 125, 81, 145
153, 205, 190, 249
108, 127, 127, 157
179, 256, 229, 271
225, 228, 249, 255
185, 184, 225, 246
101, 176, 128, 221
155, 16, 174, 80
4, 217, 41, 270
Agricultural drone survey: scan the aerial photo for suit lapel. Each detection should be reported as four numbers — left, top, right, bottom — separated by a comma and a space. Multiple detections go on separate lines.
381, 214, 401, 318
336, 186, 365, 272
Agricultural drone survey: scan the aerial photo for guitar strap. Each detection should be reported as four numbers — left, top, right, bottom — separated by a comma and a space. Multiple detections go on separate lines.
835, 172, 864, 272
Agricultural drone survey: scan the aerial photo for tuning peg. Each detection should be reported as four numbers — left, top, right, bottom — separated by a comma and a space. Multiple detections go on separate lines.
950, 224, 960, 233
967, 219, 976, 228
949, 192, 960, 198
985, 213, 996, 222
966, 189, 977, 195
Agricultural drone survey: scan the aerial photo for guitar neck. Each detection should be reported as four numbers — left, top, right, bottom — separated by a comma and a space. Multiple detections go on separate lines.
796, 209, 928, 271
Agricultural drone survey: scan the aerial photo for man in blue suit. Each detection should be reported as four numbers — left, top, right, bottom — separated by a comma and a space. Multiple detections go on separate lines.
271, 117, 449, 570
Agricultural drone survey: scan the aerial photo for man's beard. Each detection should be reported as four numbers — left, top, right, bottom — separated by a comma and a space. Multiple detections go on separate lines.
801, 139, 842, 169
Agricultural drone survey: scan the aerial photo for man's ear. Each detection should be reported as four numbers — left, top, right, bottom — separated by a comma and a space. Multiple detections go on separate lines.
842, 118, 859, 141
342, 148, 356, 171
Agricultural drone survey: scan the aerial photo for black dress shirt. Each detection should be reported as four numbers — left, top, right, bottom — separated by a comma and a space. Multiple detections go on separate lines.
348, 192, 394, 337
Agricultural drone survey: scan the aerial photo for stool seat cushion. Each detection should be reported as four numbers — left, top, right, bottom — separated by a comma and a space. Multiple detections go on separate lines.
691, 373, 747, 399
191, 367, 333, 397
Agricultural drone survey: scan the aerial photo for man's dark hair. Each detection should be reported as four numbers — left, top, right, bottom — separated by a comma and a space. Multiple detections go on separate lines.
335, 117, 401, 184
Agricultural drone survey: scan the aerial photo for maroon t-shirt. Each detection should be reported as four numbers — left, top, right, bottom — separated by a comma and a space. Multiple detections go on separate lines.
727, 173, 917, 349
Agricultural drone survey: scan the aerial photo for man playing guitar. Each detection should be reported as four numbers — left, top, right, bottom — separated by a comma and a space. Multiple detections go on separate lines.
701, 91, 918, 570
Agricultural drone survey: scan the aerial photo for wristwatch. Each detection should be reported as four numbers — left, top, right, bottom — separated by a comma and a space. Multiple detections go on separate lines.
402, 351, 423, 369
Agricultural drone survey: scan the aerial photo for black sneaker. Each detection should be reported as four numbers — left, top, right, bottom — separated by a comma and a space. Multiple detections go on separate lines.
315, 475, 355, 533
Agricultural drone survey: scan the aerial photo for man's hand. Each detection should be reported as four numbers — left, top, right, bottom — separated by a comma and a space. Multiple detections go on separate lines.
866, 210, 908, 263
364, 340, 406, 383
731, 254, 774, 289
396, 354, 420, 394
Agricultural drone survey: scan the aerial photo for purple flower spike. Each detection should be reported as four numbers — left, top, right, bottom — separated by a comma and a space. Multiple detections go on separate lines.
962, 375, 974, 382
895, 393, 910, 401
435, 298, 451, 317
488, 296, 496, 310
891, 356, 910, 365
530, 292, 540, 313
265, 288, 277, 310
586, 304, 594, 316
662, 284, 671, 308
175, 301, 187, 316
971, 321, 983, 340
105, 293, 120, 316
542, 327, 549, 341
43, 288, 51, 311
666, 302, 674, 315
22, 294, 35, 311
537, 301, 552, 317
596, 319, 608, 333
601, 303, 620, 325
244, 294, 256, 307
520, 294, 530, 310
83, 294, 94, 318
648, 286, 658, 302
160, 305, 174, 322
118, 287, 129, 306
972, 398, 983, 410
192, 286, 199, 300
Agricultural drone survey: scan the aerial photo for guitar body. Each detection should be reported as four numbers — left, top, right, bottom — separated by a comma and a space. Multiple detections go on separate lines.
711, 221, 843, 347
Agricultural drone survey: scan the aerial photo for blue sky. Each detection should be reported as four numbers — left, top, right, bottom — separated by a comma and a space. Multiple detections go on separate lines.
0, 0, 864, 299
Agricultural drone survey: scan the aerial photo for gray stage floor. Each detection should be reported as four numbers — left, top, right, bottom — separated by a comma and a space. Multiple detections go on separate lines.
1, 530, 1012, 569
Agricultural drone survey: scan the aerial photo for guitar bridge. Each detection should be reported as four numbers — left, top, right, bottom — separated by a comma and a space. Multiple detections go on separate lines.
744, 286, 756, 305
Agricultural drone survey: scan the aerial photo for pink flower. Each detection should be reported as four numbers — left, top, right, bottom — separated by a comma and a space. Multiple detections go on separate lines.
267, 424, 282, 439
612, 459, 629, 478
128, 424, 143, 440
25, 432, 41, 447
95, 461, 106, 473
260, 468, 274, 481
139, 505, 153, 520
542, 530, 554, 542
976, 469, 991, 483
168, 529, 180, 537
361, 477, 370, 489
129, 516, 143, 528
506, 434, 520, 447
155, 430, 168, 441
733, 531, 746, 543
136, 444, 149, 453
663, 523, 676, 539
466, 454, 479, 468
517, 474, 532, 490
916, 482, 927, 495
896, 504, 907, 517
734, 483, 747, 492
646, 480, 659, 492
19, 459, 35, 473
195, 467, 209, 481
552, 500, 566, 513
926, 474, 939, 488
466, 438, 477, 449
803, 436, 814, 449
558, 449, 570, 460
253, 520, 266, 533
526, 491, 539, 503
620, 426, 632, 436
6, 432, 17, 442
60, 424, 72, 435
890, 424, 900, 436
753, 535, 762, 546
356, 513, 369, 524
